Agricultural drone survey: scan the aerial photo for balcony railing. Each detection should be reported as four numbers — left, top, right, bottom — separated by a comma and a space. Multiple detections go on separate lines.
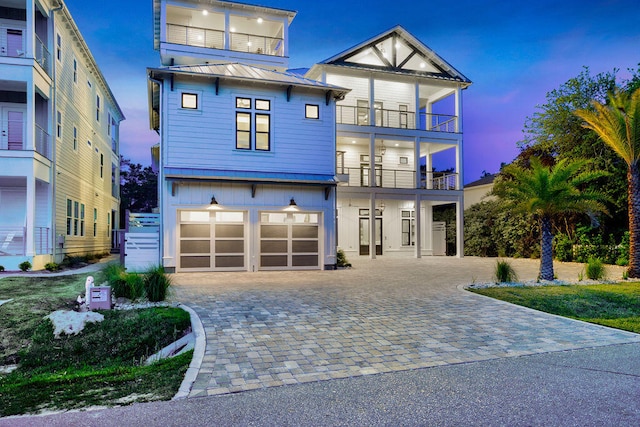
35, 34, 51, 76
167, 23, 224, 50
0, 226, 50, 256
336, 105, 457, 132
35, 124, 50, 159
336, 167, 459, 190
165, 23, 284, 57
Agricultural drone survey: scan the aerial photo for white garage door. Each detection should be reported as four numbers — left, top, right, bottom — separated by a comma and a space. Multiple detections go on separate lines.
178, 210, 246, 271
260, 212, 320, 270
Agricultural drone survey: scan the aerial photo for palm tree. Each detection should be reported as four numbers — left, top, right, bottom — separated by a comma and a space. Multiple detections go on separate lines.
575, 88, 640, 277
493, 157, 609, 280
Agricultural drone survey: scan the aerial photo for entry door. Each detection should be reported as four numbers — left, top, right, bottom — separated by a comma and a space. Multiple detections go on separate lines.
359, 217, 382, 255
2, 108, 25, 150
1, 28, 24, 57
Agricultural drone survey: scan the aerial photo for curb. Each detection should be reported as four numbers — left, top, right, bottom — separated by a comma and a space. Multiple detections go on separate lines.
173, 303, 206, 400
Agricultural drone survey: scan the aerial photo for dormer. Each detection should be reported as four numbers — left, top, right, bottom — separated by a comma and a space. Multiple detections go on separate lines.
153, 0, 296, 71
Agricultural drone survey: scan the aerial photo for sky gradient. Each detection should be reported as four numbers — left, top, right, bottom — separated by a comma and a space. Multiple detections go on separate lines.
63, 0, 640, 183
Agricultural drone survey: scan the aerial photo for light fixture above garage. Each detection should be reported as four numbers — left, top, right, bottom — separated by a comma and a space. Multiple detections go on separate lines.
207, 195, 222, 210
284, 197, 299, 212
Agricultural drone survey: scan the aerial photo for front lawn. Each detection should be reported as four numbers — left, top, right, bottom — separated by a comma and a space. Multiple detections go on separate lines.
469, 282, 640, 333
0, 273, 192, 417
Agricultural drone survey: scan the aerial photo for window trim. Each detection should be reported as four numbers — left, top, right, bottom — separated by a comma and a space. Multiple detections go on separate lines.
305, 104, 319, 119
72, 125, 78, 151
73, 58, 77, 84
56, 33, 62, 62
56, 110, 62, 139
236, 97, 251, 109
181, 92, 199, 110
236, 112, 252, 150
96, 94, 101, 122
255, 99, 271, 111
255, 113, 270, 151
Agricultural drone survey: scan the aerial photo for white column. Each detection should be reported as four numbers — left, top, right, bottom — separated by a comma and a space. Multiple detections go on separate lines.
369, 76, 375, 126
456, 199, 464, 258
455, 145, 463, 190
26, 0, 34, 58
282, 18, 289, 58
414, 82, 420, 130
426, 152, 433, 189
25, 177, 35, 256
414, 137, 420, 189
224, 12, 230, 51
369, 194, 376, 259
455, 86, 462, 133
369, 134, 375, 187
414, 195, 421, 258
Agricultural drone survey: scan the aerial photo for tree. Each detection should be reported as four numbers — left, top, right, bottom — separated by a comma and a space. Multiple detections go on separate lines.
493, 157, 609, 280
120, 157, 158, 225
575, 87, 640, 277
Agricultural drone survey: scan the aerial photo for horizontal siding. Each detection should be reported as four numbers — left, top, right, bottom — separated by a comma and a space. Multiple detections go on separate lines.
165, 79, 335, 176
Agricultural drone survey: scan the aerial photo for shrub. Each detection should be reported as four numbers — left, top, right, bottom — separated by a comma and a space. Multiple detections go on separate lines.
144, 266, 171, 302
104, 264, 144, 300
554, 234, 574, 262
0, 265, 4, 272
62, 255, 87, 268
19, 261, 31, 272
586, 258, 606, 281
494, 259, 518, 283
44, 262, 60, 272
336, 249, 351, 268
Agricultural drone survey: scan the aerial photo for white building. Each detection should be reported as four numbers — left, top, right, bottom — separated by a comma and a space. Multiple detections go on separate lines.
306, 27, 471, 258
149, 0, 348, 272
0, 0, 124, 270
148, 0, 471, 271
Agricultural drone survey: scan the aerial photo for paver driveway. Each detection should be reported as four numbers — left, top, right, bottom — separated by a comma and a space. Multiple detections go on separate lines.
170, 256, 640, 397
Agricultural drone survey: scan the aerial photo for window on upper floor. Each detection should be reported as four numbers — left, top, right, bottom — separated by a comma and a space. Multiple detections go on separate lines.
305, 104, 319, 119
235, 97, 271, 151
56, 33, 62, 62
72, 125, 78, 151
73, 58, 77, 84
181, 92, 198, 109
93, 208, 98, 237
96, 95, 101, 122
100, 153, 104, 179
67, 199, 85, 236
56, 111, 62, 139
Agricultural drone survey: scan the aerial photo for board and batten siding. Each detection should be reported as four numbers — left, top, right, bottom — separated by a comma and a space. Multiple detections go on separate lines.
164, 77, 336, 176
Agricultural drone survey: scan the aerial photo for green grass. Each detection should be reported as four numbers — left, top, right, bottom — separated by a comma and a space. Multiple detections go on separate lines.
470, 282, 640, 333
0, 272, 193, 416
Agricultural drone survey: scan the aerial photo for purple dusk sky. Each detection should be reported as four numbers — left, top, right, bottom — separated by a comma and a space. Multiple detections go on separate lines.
63, 0, 639, 184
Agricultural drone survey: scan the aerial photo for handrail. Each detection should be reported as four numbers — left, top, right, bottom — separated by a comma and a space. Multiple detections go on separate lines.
336, 105, 457, 132
336, 167, 459, 190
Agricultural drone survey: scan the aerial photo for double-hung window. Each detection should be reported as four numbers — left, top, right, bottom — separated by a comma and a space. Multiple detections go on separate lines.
236, 97, 271, 151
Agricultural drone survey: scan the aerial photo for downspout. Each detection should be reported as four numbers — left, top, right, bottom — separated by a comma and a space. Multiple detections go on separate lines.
50, 0, 64, 263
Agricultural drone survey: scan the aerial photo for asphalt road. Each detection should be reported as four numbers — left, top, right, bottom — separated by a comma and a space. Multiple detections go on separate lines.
3, 342, 639, 427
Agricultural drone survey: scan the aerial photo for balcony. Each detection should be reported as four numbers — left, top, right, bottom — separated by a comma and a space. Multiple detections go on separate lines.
336, 105, 457, 132
336, 167, 459, 190
1, 118, 50, 160
0, 226, 50, 256
166, 23, 284, 57
35, 34, 51, 76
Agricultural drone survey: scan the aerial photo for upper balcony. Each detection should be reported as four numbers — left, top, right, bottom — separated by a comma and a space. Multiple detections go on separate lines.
336, 104, 457, 133
156, 1, 295, 70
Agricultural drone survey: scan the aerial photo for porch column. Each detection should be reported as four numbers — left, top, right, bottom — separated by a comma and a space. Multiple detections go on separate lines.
369, 134, 375, 187
25, 177, 35, 256
426, 152, 433, 189
414, 137, 420, 189
369, 194, 376, 259
455, 86, 462, 133
369, 76, 375, 126
26, 0, 34, 59
282, 17, 289, 58
455, 144, 463, 190
414, 82, 420, 130
224, 12, 230, 50
414, 195, 421, 258
456, 199, 464, 258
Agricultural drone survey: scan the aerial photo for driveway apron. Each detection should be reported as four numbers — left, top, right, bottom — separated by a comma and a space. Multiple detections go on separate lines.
169, 256, 640, 397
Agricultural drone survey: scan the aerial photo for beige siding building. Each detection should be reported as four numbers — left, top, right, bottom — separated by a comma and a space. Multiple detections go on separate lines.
0, 0, 124, 270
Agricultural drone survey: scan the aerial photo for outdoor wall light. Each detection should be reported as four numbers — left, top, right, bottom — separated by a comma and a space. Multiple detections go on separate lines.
284, 198, 299, 212
207, 195, 222, 210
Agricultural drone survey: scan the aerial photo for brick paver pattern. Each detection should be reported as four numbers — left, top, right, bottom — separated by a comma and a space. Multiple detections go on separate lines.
170, 257, 640, 397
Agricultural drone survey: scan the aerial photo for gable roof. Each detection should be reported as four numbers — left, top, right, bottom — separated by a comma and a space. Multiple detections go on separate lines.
309, 25, 471, 85
465, 174, 496, 188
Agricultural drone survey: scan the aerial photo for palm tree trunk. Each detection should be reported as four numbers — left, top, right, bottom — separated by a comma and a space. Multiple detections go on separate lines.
627, 163, 640, 278
539, 214, 554, 281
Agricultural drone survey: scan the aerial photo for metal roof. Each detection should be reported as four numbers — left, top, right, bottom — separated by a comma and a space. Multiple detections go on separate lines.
148, 63, 350, 96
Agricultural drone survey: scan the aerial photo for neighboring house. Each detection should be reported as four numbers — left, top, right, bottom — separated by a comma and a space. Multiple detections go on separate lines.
149, 0, 348, 272
147, 0, 471, 271
0, 0, 124, 270
306, 27, 471, 258
463, 174, 496, 210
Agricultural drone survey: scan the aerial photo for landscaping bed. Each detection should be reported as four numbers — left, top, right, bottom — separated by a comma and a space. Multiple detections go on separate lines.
0, 271, 192, 417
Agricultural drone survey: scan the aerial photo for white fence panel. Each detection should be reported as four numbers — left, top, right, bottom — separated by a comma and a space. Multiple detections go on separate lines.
124, 232, 160, 272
